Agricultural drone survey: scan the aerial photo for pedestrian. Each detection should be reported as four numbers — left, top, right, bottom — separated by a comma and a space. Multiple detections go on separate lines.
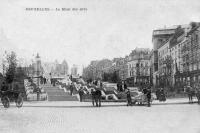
186, 86, 194, 103
100, 81, 103, 89
95, 80, 98, 86
146, 88, 151, 107
91, 88, 95, 106
159, 88, 166, 102
50, 78, 53, 85
78, 87, 84, 102
143, 87, 148, 95
120, 83, 123, 92
156, 88, 160, 100
126, 89, 132, 106
69, 83, 73, 95
44, 77, 46, 84
124, 82, 127, 91
95, 86, 102, 107
117, 83, 120, 92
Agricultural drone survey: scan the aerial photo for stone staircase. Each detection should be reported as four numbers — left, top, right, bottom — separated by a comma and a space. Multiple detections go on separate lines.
43, 84, 78, 101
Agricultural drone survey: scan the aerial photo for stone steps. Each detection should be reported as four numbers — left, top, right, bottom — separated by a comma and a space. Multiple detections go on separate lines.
48, 95, 78, 101
43, 84, 78, 101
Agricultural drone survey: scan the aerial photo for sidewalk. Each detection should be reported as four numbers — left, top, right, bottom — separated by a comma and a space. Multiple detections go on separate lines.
19, 97, 198, 108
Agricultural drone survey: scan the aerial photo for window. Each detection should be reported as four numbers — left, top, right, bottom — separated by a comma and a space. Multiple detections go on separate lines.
194, 64, 197, 70
198, 62, 200, 69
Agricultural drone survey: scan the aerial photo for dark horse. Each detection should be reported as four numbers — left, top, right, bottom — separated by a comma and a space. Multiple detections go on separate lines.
91, 88, 102, 107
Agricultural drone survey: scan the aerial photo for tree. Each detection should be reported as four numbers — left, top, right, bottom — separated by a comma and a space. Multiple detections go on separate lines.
14, 67, 28, 82
5, 51, 17, 84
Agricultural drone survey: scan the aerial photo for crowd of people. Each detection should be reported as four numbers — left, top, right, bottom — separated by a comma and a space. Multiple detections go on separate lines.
184, 85, 200, 104
51, 77, 200, 107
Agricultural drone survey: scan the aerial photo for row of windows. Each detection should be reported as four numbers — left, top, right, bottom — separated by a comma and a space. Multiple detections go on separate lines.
128, 62, 149, 69
129, 69, 150, 77
183, 62, 200, 72
159, 46, 169, 57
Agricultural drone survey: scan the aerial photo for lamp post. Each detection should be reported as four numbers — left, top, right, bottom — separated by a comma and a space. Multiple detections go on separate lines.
35, 53, 41, 101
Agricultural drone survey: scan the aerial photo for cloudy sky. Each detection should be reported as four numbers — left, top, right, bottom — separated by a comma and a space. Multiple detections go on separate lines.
0, 0, 200, 72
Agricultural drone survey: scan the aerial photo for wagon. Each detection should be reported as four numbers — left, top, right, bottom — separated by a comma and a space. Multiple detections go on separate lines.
129, 91, 156, 105
0, 90, 23, 108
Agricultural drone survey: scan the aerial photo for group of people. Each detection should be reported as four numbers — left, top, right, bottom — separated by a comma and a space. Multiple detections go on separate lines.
142, 87, 152, 107
69, 80, 102, 107
184, 85, 200, 104
126, 86, 152, 107
41, 77, 47, 84
156, 88, 166, 102
117, 82, 127, 92
89, 80, 102, 107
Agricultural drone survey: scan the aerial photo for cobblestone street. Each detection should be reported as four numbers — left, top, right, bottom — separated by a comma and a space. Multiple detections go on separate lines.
0, 99, 200, 133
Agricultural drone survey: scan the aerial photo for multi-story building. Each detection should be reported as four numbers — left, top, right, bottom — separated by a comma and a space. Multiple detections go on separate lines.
152, 26, 177, 86
149, 50, 154, 85
158, 39, 171, 87
178, 23, 200, 87
126, 48, 151, 87
111, 57, 128, 81
153, 24, 191, 87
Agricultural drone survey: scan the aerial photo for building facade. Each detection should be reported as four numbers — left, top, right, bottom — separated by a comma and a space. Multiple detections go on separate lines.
71, 64, 78, 76
126, 48, 151, 87
153, 24, 192, 87
177, 24, 200, 87
152, 27, 177, 86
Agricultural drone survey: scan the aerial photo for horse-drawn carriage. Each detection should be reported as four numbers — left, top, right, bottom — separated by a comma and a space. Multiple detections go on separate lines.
0, 83, 23, 108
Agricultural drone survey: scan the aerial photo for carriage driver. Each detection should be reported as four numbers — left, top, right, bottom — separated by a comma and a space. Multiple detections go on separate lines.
1, 82, 8, 92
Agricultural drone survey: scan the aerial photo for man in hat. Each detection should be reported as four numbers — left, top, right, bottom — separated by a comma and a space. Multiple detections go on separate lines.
91, 88, 95, 106
146, 87, 152, 107
126, 89, 132, 106
78, 87, 84, 102
95, 86, 102, 107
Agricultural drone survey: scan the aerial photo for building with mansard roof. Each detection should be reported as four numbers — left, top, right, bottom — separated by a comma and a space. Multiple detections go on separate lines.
126, 48, 151, 87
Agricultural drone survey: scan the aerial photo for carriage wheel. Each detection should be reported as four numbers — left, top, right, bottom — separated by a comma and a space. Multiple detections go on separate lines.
1, 96, 10, 108
15, 95, 23, 108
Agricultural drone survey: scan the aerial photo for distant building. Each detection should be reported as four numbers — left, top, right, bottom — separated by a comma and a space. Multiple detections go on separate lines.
27, 53, 43, 77
43, 59, 69, 77
71, 64, 78, 76
126, 48, 151, 87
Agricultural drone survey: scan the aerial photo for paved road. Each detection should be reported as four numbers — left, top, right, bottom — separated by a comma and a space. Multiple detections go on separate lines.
0, 99, 200, 133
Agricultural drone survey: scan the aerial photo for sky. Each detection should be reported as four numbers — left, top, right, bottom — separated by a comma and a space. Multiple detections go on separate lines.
0, 0, 200, 73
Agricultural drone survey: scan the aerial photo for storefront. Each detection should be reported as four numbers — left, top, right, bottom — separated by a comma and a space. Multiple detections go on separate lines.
175, 70, 200, 87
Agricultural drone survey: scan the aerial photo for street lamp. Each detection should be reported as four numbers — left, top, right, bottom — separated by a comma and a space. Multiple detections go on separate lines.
35, 53, 41, 101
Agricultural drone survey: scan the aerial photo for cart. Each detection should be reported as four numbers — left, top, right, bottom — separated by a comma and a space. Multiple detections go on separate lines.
130, 92, 155, 105
0, 90, 23, 108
